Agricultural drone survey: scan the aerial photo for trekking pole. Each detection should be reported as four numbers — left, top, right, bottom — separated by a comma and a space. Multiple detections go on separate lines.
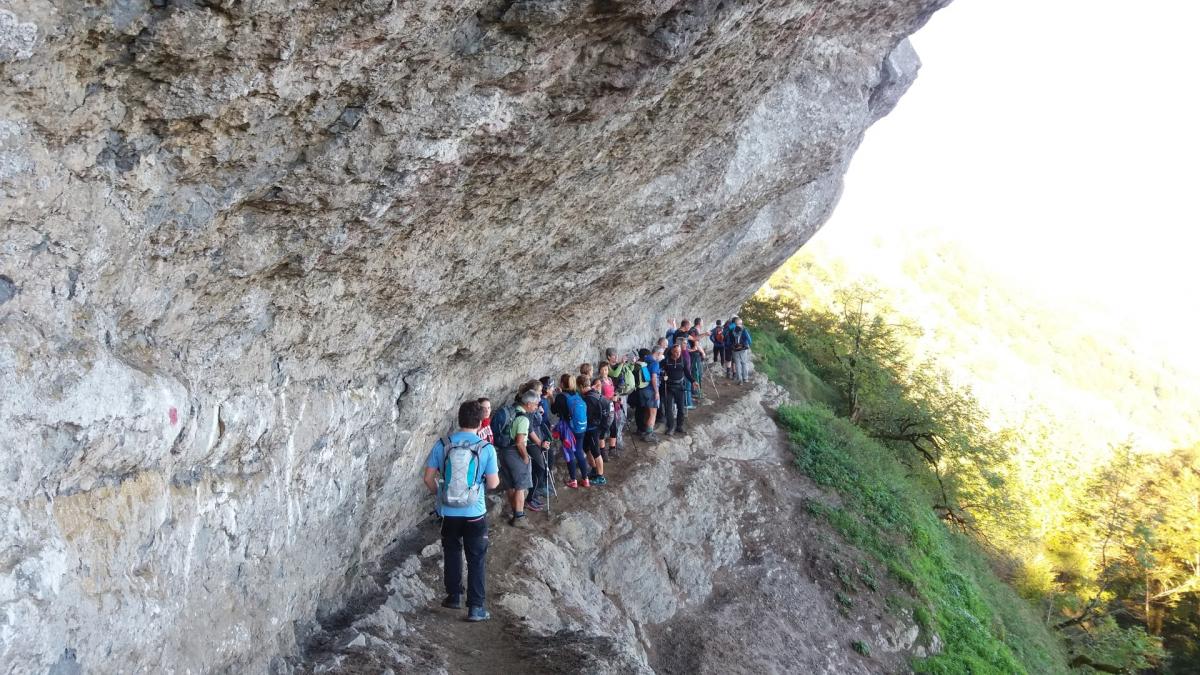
706, 367, 720, 400
544, 445, 553, 516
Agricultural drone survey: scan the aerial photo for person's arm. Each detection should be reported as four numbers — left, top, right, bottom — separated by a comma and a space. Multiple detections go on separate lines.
744, 329, 752, 347
483, 446, 500, 489
516, 433, 529, 462
423, 443, 442, 494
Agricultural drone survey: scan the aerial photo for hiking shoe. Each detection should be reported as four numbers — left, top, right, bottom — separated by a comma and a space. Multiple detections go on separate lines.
566, 479, 579, 489
673, 428, 687, 436
441, 595, 463, 609
526, 500, 544, 512
581, 479, 591, 488
510, 514, 530, 528
466, 607, 491, 622
591, 476, 608, 486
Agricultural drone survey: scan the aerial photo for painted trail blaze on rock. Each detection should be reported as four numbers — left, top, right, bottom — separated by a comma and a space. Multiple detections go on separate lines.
168, 406, 178, 425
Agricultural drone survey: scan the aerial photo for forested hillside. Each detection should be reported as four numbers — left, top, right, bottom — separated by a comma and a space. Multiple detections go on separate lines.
747, 233, 1200, 673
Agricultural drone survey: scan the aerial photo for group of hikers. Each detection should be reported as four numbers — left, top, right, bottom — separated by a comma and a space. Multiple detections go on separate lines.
421, 317, 754, 621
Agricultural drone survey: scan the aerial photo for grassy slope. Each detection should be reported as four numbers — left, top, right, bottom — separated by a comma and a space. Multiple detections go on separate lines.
763, 348, 1069, 673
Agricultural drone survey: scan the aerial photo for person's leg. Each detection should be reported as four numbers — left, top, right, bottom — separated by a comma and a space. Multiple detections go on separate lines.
694, 361, 704, 399
645, 393, 658, 432
737, 350, 750, 382
442, 517, 464, 600
462, 515, 489, 609
684, 379, 693, 408
528, 449, 546, 507
673, 387, 688, 431
573, 445, 589, 483
662, 384, 681, 429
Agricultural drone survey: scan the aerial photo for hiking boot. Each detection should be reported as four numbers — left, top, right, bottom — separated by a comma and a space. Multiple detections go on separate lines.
441, 595, 463, 610
591, 475, 608, 486
526, 500, 544, 512
510, 514, 530, 528
581, 479, 591, 488
566, 479, 579, 489
466, 607, 491, 622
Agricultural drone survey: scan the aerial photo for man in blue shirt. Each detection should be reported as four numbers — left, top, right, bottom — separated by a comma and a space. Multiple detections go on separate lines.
728, 316, 753, 385
423, 400, 499, 622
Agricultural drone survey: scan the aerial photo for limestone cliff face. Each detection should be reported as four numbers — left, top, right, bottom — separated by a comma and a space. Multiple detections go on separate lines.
0, 1, 944, 672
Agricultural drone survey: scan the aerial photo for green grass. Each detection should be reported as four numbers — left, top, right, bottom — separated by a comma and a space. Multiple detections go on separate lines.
750, 326, 840, 406
778, 404, 1069, 674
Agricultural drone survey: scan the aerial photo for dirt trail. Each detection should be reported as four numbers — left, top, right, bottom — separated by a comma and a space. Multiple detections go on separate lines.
295, 374, 925, 674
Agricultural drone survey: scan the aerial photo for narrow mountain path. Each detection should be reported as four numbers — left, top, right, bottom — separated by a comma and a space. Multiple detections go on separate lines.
295, 373, 923, 675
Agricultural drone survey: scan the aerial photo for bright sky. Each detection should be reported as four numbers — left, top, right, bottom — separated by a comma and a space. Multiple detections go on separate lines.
816, 0, 1200, 363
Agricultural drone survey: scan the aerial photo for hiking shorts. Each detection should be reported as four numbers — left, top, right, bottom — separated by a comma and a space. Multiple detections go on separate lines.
499, 447, 533, 490
583, 429, 604, 459
639, 387, 657, 408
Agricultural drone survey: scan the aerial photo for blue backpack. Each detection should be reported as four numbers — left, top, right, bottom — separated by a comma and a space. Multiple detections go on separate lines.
565, 392, 587, 435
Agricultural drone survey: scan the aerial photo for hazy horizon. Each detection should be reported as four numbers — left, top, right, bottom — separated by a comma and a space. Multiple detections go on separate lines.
817, 0, 1200, 372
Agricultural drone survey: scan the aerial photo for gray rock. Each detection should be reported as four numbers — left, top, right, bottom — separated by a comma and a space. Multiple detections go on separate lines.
0, 0, 948, 672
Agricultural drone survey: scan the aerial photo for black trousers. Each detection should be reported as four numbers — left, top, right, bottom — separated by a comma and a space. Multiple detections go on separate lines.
663, 385, 688, 432
441, 515, 489, 608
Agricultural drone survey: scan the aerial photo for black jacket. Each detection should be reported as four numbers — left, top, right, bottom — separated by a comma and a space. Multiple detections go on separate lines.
661, 355, 695, 388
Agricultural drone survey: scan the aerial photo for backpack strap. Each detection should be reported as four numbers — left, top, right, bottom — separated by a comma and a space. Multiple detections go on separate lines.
470, 438, 487, 485
439, 435, 454, 476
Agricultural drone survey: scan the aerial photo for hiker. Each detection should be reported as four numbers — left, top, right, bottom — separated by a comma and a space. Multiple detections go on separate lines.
597, 360, 623, 456
579, 362, 593, 380
666, 318, 691, 345
495, 388, 540, 527
676, 333, 695, 410
728, 316, 753, 384
646, 345, 664, 437
521, 382, 554, 513
476, 397, 494, 445
578, 375, 610, 485
711, 320, 726, 366
605, 348, 637, 452
553, 374, 591, 488
687, 334, 705, 406
422, 400, 499, 622
661, 341, 696, 435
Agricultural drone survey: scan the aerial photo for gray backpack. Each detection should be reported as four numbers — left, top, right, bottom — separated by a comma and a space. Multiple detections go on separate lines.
440, 436, 487, 508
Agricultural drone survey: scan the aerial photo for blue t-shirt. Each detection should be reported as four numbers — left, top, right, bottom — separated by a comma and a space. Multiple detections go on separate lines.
646, 358, 662, 385
426, 431, 498, 518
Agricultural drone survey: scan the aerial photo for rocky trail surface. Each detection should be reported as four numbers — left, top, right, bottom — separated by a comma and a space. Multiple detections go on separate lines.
293, 376, 934, 674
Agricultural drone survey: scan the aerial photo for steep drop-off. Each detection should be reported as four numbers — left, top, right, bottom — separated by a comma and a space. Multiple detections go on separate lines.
0, 1, 945, 671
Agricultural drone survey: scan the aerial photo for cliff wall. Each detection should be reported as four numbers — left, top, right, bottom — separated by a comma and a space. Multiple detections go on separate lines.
0, 0, 944, 671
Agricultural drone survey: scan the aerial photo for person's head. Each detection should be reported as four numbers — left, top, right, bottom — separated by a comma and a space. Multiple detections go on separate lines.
652, 346, 665, 361
656, 337, 668, 349
637, 348, 650, 361
476, 397, 492, 421
679, 319, 691, 330
670, 342, 682, 358
458, 400, 485, 431
518, 388, 540, 411
579, 362, 593, 377
605, 347, 619, 365
694, 317, 702, 327
732, 316, 743, 328
599, 362, 610, 377
539, 376, 554, 396
576, 374, 592, 392
559, 373, 576, 392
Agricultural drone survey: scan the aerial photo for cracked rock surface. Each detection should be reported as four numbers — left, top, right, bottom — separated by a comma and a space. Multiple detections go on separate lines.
0, 0, 945, 671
